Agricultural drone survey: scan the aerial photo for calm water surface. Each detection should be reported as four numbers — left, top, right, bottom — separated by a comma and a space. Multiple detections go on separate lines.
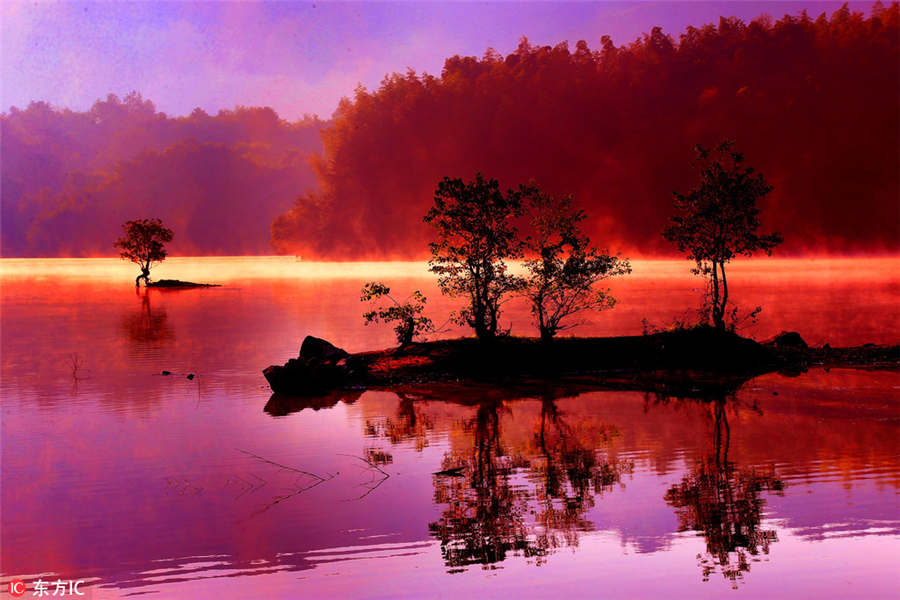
2, 257, 898, 598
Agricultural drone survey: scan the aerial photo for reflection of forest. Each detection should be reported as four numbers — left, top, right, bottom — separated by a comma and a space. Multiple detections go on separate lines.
663, 397, 783, 587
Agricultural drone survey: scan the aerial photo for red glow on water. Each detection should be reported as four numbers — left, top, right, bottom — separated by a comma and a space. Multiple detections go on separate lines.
1, 257, 897, 598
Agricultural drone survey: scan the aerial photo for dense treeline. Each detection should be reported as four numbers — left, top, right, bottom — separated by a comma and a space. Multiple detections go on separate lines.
2, 93, 324, 256
272, 4, 899, 258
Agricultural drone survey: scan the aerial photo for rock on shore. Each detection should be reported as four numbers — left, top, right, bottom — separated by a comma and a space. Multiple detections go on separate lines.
263, 336, 366, 396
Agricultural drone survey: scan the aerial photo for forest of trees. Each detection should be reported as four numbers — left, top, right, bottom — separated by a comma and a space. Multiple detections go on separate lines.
271, 3, 899, 258
1, 93, 324, 256
3, 5, 897, 259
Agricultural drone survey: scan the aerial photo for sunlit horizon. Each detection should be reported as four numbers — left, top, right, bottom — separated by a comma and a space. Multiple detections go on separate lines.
3, 254, 900, 282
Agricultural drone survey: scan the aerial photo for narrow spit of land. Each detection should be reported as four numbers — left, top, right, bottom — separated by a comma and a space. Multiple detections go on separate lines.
262, 328, 899, 399
146, 279, 220, 288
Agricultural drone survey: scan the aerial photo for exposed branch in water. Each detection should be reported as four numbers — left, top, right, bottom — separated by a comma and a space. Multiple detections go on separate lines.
338, 453, 391, 500
243, 474, 335, 520
339, 452, 390, 477
68, 353, 89, 380
235, 448, 338, 520
225, 473, 268, 500
236, 447, 330, 482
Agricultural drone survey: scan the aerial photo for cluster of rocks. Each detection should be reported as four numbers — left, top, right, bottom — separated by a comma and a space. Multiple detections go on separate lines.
263, 336, 365, 395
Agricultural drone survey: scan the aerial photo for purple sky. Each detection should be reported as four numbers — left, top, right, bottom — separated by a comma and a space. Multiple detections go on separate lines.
2, 1, 874, 121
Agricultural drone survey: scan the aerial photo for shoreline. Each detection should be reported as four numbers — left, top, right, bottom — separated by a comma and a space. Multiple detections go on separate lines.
146, 279, 220, 288
262, 329, 900, 399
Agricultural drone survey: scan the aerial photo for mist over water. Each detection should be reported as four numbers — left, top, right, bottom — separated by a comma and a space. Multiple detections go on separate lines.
1, 257, 898, 598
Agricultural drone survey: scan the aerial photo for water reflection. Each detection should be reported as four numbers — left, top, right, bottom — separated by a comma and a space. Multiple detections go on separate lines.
364, 392, 434, 451
246, 375, 899, 593
663, 395, 784, 587
120, 289, 174, 347
3, 261, 899, 598
530, 392, 631, 554
264, 390, 363, 416
354, 386, 788, 579
426, 399, 527, 568
426, 391, 632, 571
3, 369, 897, 597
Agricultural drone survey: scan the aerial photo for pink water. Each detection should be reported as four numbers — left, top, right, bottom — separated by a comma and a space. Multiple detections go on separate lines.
1, 257, 898, 598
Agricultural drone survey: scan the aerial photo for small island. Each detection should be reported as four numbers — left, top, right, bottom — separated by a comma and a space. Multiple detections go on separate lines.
263, 160, 899, 399
114, 219, 219, 288
146, 279, 220, 288
263, 331, 899, 398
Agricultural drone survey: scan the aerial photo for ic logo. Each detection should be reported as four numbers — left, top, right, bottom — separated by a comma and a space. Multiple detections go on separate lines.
8, 580, 26, 597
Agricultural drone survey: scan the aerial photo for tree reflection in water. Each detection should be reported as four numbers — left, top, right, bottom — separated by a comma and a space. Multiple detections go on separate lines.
663, 396, 784, 587
364, 393, 434, 451
120, 289, 174, 347
428, 393, 631, 570
361, 387, 782, 578
532, 393, 630, 554
429, 399, 532, 569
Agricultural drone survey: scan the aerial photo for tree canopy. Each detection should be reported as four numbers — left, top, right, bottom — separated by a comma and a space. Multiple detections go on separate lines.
663, 141, 783, 329
272, 4, 898, 258
114, 218, 174, 286
361, 282, 434, 346
424, 174, 524, 340
520, 185, 631, 341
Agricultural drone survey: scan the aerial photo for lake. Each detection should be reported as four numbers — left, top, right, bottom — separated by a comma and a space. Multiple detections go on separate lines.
1, 257, 898, 598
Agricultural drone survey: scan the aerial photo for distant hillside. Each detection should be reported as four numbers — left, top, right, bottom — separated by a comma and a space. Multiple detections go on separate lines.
2, 93, 325, 256
272, 4, 899, 258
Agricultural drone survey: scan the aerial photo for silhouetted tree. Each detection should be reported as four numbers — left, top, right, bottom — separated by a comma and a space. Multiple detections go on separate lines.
663, 142, 782, 329
521, 186, 631, 342
424, 174, 524, 341
114, 218, 173, 286
360, 281, 434, 346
